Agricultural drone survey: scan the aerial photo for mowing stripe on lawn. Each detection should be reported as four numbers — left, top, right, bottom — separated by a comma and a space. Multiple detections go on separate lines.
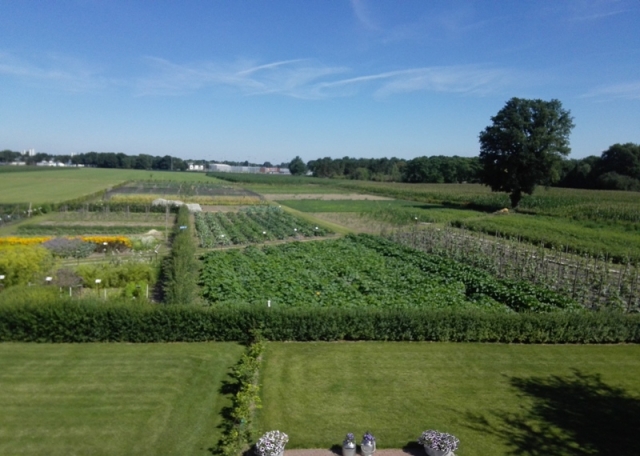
258, 342, 640, 456
0, 342, 243, 456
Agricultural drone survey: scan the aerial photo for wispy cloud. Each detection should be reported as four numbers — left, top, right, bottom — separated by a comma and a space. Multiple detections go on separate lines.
0, 51, 522, 100
0, 51, 113, 92
313, 65, 518, 98
138, 58, 519, 100
566, 0, 636, 21
350, 0, 380, 31
582, 81, 640, 101
136, 58, 348, 98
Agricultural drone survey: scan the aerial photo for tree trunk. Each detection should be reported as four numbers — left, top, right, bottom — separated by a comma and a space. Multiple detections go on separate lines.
510, 189, 522, 208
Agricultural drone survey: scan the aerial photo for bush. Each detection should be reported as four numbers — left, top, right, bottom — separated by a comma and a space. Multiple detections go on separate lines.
0, 245, 56, 287
0, 302, 638, 343
161, 206, 199, 304
76, 260, 157, 289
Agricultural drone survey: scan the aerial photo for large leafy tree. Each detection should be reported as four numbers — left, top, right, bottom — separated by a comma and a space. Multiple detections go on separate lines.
288, 156, 308, 175
479, 97, 574, 207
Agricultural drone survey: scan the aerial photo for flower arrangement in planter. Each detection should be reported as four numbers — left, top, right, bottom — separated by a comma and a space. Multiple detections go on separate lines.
418, 430, 459, 456
360, 431, 376, 456
255, 430, 289, 456
342, 433, 356, 456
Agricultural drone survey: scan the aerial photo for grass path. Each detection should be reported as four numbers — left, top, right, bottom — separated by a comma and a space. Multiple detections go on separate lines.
0, 342, 243, 456
258, 342, 640, 456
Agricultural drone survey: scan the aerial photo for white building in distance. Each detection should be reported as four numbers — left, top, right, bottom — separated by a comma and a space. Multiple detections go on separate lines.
208, 163, 290, 174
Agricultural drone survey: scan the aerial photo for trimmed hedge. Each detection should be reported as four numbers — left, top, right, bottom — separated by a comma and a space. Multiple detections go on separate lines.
1, 301, 639, 343
160, 206, 199, 304
217, 334, 265, 456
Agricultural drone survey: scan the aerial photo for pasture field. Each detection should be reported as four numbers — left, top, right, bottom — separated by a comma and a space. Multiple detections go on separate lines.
276, 199, 425, 212
278, 199, 484, 225
258, 342, 640, 455
314, 180, 640, 221
0, 168, 221, 204
0, 342, 243, 456
216, 173, 639, 225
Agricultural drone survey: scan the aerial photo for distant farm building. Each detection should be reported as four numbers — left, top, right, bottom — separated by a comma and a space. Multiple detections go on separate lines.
187, 163, 205, 171
208, 163, 290, 175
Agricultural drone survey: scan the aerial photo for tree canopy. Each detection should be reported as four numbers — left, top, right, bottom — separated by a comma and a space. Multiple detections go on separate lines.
479, 97, 574, 207
288, 156, 308, 175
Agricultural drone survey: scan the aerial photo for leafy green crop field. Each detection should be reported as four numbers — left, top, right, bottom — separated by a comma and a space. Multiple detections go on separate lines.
0, 168, 221, 204
258, 342, 640, 455
0, 342, 242, 456
200, 235, 576, 312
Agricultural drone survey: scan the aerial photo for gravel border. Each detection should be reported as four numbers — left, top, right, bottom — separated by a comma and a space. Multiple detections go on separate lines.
285, 448, 426, 456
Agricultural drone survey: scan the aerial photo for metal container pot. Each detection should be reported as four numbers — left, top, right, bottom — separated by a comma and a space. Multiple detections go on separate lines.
342, 442, 356, 456
360, 442, 375, 456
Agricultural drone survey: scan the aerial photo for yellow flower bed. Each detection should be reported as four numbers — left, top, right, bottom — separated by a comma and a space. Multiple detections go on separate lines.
0, 236, 53, 246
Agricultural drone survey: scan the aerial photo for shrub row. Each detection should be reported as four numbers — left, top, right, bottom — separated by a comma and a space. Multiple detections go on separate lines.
160, 206, 199, 304
1, 302, 639, 343
216, 334, 265, 456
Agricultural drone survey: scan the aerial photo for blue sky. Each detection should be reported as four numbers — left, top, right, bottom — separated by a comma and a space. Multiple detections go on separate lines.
1, 0, 639, 163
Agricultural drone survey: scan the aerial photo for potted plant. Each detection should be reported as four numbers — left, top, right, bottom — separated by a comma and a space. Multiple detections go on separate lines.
360, 431, 376, 456
342, 433, 356, 456
418, 430, 459, 456
255, 430, 289, 456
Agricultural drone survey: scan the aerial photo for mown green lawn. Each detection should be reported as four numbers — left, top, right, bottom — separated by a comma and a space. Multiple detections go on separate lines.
0, 168, 221, 204
0, 342, 243, 456
258, 342, 640, 456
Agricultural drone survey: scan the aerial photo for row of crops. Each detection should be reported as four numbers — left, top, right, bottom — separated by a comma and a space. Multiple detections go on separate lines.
17, 224, 164, 235
199, 234, 579, 312
194, 207, 332, 247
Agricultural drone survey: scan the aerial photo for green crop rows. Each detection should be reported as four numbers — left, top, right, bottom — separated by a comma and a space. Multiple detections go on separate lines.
195, 206, 332, 248
200, 234, 579, 312
17, 224, 163, 235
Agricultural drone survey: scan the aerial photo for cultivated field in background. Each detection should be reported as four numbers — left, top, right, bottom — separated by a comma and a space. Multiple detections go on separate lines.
0, 168, 220, 204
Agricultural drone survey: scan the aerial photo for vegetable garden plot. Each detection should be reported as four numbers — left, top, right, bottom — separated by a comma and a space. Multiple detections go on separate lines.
194, 206, 331, 248
199, 234, 578, 312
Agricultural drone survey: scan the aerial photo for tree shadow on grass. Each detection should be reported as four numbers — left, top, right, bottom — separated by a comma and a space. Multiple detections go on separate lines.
466, 369, 640, 456
208, 374, 242, 455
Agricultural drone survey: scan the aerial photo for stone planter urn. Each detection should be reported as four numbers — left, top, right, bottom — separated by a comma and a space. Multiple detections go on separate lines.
423, 447, 453, 456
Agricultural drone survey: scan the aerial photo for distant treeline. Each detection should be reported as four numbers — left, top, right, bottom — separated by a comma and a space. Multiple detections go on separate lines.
307, 143, 640, 191
307, 155, 481, 183
3, 142, 639, 190
0, 150, 277, 171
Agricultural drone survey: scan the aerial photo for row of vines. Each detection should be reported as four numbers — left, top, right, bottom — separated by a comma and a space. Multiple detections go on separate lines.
390, 227, 640, 312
